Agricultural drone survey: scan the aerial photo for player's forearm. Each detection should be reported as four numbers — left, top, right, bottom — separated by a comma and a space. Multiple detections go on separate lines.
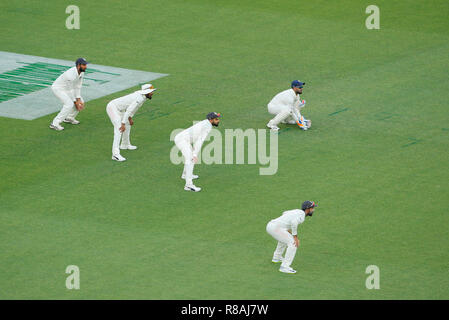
74, 83, 82, 98
192, 143, 202, 157
293, 114, 305, 128
293, 235, 299, 247
193, 134, 207, 157
122, 111, 132, 124
291, 224, 298, 236
292, 110, 307, 129
123, 102, 138, 123
290, 106, 301, 122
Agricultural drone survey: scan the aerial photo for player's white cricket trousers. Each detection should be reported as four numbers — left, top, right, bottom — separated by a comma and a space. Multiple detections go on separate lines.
51, 87, 81, 126
174, 135, 195, 186
267, 103, 295, 125
106, 102, 132, 156
266, 220, 297, 268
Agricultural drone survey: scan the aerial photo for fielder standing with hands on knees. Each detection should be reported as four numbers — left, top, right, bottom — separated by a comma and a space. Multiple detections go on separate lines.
266, 201, 317, 274
174, 112, 221, 192
49, 58, 88, 131
106, 84, 156, 162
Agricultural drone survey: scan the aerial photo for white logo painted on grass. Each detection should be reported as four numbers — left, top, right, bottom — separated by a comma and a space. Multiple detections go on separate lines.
0, 51, 168, 120
170, 125, 278, 175
66, 265, 80, 290
365, 265, 380, 289
365, 5, 380, 29
66, 5, 80, 29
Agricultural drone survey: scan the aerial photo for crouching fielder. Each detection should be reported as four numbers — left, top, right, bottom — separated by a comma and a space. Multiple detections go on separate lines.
266, 80, 311, 132
266, 201, 317, 274
174, 112, 221, 192
106, 84, 156, 162
49, 58, 88, 131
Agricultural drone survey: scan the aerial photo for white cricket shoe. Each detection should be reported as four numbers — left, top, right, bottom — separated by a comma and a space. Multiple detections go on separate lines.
63, 118, 80, 125
272, 257, 283, 263
266, 123, 280, 131
279, 266, 297, 274
49, 124, 64, 131
184, 184, 201, 192
120, 145, 138, 150
181, 174, 199, 180
112, 154, 126, 162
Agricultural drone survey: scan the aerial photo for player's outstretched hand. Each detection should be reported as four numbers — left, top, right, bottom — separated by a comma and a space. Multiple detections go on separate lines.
128, 117, 134, 126
193, 156, 198, 164
119, 123, 126, 133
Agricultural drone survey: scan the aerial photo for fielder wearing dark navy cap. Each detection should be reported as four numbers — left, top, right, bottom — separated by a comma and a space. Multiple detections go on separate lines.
206, 112, 222, 120
75, 58, 89, 65
301, 200, 317, 217
291, 80, 305, 88
206, 112, 221, 127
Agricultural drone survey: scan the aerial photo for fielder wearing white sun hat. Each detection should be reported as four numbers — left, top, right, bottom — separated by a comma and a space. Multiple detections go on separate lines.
140, 83, 157, 95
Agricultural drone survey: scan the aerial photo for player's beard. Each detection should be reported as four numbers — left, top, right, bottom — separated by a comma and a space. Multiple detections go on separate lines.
212, 122, 219, 127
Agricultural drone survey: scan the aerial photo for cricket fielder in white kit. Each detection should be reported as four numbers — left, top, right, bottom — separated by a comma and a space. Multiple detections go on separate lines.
174, 112, 221, 192
266, 200, 317, 274
106, 84, 157, 162
49, 58, 88, 131
266, 80, 311, 132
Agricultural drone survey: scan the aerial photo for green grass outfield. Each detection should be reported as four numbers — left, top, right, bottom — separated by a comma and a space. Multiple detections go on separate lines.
0, 0, 448, 299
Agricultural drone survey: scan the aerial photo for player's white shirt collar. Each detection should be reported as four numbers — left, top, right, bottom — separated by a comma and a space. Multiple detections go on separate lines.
290, 88, 300, 97
290, 209, 305, 220
282, 208, 305, 216
134, 90, 147, 97
298, 210, 306, 222
197, 119, 212, 130
70, 66, 84, 78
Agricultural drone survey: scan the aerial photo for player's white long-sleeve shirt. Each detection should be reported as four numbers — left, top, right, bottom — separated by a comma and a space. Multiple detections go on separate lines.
269, 209, 305, 236
268, 88, 305, 123
52, 67, 84, 99
109, 91, 147, 124
175, 119, 212, 157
